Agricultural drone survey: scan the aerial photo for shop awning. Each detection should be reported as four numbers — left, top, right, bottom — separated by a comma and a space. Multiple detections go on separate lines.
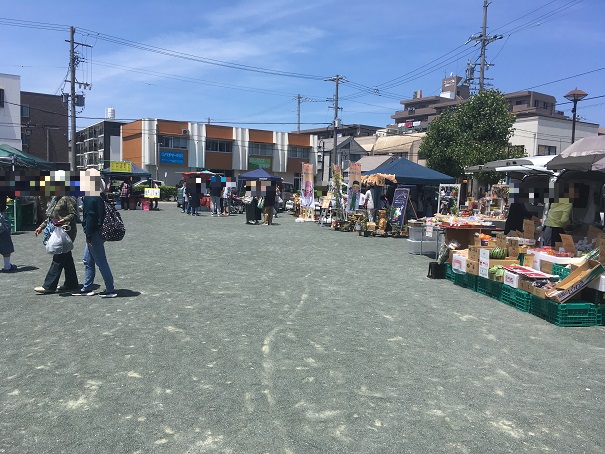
465, 155, 556, 175
547, 135, 605, 172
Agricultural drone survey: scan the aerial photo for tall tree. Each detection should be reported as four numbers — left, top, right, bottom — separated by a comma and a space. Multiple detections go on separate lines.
419, 89, 524, 183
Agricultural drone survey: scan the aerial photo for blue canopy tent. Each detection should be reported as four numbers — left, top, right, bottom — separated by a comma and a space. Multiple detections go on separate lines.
237, 168, 282, 182
362, 158, 455, 185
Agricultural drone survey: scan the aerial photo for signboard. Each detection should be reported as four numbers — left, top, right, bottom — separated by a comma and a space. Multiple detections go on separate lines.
300, 163, 315, 209
144, 188, 160, 199
391, 187, 410, 226
322, 192, 333, 209
348, 162, 362, 185
523, 219, 535, 239
110, 161, 132, 173
559, 234, 576, 255
248, 157, 271, 170
159, 150, 185, 165
437, 184, 460, 215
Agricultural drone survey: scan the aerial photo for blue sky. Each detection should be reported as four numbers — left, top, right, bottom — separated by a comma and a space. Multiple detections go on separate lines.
1, 0, 604, 133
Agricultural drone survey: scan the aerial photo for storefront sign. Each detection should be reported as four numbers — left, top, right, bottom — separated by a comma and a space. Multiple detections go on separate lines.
110, 161, 132, 173
159, 150, 185, 165
248, 157, 271, 170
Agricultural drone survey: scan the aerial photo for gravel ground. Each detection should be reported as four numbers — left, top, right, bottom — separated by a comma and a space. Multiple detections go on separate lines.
1, 202, 604, 453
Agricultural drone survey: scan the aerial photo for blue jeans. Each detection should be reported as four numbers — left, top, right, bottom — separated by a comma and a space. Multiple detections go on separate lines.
82, 231, 114, 292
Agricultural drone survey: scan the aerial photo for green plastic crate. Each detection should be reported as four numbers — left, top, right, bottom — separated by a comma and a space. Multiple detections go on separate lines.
500, 285, 533, 312
476, 276, 502, 300
531, 297, 602, 327
453, 272, 477, 290
552, 263, 571, 279
445, 263, 455, 282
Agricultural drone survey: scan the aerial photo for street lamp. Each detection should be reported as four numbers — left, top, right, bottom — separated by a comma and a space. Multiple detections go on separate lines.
564, 88, 588, 144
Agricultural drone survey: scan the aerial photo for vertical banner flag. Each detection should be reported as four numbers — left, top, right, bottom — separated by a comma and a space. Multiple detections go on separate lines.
347, 162, 362, 213
392, 188, 410, 226
301, 163, 315, 209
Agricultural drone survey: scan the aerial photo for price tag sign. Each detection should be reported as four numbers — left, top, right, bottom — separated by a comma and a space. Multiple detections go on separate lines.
479, 248, 490, 278
559, 234, 576, 255
507, 238, 519, 259
425, 225, 434, 237
496, 233, 507, 249
523, 219, 535, 239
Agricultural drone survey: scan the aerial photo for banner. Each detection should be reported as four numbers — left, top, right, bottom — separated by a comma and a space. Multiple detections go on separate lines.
391, 188, 410, 226
144, 188, 160, 199
301, 163, 315, 209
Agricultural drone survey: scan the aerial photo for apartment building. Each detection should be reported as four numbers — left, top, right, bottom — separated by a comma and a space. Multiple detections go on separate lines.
75, 118, 124, 170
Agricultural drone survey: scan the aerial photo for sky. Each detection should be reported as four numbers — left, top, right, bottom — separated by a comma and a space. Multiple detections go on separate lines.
1, 0, 604, 134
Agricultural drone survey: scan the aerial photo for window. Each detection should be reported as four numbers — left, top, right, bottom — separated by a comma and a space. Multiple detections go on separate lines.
293, 172, 301, 191
0, 88, 4, 107
537, 144, 556, 156
158, 135, 188, 149
206, 138, 233, 153
543, 102, 549, 109
533, 100, 540, 108
287, 146, 310, 159
515, 100, 526, 105
21, 104, 30, 118
249, 142, 274, 156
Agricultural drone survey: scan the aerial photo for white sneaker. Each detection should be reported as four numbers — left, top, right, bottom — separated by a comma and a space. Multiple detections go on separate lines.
99, 290, 118, 298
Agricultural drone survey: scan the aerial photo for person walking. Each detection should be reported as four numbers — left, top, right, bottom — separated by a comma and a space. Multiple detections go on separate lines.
119, 177, 132, 210
0, 197, 16, 273
33, 196, 79, 293
209, 180, 222, 217
73, 186, 117, 298
274, 186, 282, 218
263, 185, 276, 225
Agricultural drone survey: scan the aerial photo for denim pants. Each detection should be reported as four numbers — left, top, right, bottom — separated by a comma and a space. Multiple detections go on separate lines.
211, 196, 221, 215
82, 231, 114, 292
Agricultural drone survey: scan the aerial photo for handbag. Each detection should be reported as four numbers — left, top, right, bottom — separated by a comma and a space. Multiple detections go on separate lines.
257, 197, 264, 209
100, 200, 126, 241
42, 220, 55, 245
45, 226, 73, 255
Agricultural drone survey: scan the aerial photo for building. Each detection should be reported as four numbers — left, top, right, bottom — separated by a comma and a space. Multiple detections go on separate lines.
316, 136, 368, 187
20, 91, 69, 164
1, 73, 69, 166
0, 73, 22, 150
391, 76, 600, 157
75, 118, 125, 170
298, 124, 381, 139
120, 119, 319, 187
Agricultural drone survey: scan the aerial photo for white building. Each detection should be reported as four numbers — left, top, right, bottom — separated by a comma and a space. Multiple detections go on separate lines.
511, 116, 599, 156
0, 74, 23, 150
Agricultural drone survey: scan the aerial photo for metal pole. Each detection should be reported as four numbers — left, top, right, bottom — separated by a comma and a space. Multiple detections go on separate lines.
333, 76, 340, 170
571, 100, 578, 144
69, 26, 77, 171
46, 127, 50, 162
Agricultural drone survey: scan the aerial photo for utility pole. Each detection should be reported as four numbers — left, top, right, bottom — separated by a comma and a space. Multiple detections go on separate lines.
67, 26, 92, 171
69, 26, 76, 171
466, 1, 502, 91
326, 75, 345, 172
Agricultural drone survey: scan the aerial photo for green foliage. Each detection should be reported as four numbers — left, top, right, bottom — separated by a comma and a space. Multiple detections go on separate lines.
419, 90, 524, 180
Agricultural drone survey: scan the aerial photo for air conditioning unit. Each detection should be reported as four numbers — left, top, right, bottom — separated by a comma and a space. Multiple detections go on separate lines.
182, 129, 189, 135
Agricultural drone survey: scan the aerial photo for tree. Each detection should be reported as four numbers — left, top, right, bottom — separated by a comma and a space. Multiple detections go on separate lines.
419, 89, 524, 184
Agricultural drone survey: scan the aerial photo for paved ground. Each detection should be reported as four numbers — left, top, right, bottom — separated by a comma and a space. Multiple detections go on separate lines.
2, 202, 605, 453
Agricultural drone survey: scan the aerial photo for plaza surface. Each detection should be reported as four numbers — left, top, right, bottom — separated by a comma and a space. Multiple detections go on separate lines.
1, 203, 604, 453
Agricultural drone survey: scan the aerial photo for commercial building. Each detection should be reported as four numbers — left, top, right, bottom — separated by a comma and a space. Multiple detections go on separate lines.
75, 116, 124, 170
120, 119, 319, 188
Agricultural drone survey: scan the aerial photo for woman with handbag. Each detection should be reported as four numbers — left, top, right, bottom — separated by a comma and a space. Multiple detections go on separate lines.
33, 196, 79, 294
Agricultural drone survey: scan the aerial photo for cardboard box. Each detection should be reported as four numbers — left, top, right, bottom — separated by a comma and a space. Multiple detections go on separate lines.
468, 245, 496, 262
532, 286, 548, 299
504, 270, 520, 288
540, 260, 554, 275
546, 260, 605, 303
367, 222, 376, 232
466, 260, 479, 276
452, 253, 467, 274
518, 279, 534, 294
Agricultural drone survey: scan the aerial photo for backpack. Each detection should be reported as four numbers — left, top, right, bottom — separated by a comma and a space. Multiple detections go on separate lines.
100, 200, 125, 241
